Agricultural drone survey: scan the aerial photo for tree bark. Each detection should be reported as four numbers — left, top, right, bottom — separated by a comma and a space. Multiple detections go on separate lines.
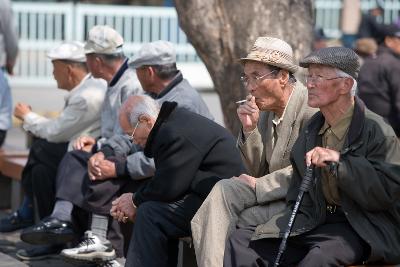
175, 0, 314, 134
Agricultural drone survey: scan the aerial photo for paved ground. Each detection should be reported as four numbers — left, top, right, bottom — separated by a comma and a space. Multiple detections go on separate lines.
0, 210, 86, 267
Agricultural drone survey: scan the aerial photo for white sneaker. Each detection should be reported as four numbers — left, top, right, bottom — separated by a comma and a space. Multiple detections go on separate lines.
61, 231, 116, 262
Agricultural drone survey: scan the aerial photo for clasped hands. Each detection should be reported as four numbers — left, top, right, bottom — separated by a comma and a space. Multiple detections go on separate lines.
87, 152, 117, 181
110, 193, 136, 223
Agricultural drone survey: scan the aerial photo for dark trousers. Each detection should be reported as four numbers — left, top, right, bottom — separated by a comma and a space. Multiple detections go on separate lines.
56, 150, 92, 209
0, 129, 6, 147
55, 149, 128, 257
125, 199, 193, 267
224, 212, 369, 267
21, 138, 68, 219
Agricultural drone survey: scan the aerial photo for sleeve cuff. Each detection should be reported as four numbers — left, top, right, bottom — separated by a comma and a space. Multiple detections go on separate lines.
99, 145, 115, 157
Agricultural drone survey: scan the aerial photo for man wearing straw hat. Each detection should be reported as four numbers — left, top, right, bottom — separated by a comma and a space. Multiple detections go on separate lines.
225, 47, 400, 266
191, 36, 316, 267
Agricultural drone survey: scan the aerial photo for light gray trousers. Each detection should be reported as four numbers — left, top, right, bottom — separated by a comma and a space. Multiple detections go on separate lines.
191, 178, 285, 267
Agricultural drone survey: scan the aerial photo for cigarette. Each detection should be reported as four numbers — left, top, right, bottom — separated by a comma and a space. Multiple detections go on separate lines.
235, 99, 247, 104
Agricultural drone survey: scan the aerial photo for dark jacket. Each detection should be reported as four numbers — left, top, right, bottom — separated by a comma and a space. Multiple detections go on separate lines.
358, 45, 400, 136
133, 101, 245, 222
254, 97, 400, 264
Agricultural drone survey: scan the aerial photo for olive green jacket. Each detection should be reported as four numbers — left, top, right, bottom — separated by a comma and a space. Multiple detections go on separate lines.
253, 97, 400, 264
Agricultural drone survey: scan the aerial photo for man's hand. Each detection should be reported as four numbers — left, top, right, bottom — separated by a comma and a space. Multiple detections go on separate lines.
89, 159, 117, 181
73, 135, 96, 151
88, 152, 105, 180
14, 102, 32, 121
110, 193, 136, 223
237, 95, 259, 133
305, 146, 340, 167
233, 174, 257, 190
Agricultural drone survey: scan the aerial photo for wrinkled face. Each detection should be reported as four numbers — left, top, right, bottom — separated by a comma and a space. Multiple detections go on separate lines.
119, 113, 153, 148
85, 54, 102, 78
52, 60, 70, 90
305, 64, 344, 108
242, 61, 283, 111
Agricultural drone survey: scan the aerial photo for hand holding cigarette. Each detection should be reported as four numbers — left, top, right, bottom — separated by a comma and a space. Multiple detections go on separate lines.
236, 95, 259, 132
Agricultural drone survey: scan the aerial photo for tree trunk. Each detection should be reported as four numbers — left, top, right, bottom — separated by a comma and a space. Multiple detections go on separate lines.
175, 0, 314, 134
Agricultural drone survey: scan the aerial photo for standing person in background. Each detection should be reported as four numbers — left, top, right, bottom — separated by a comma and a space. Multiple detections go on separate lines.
357, 0, 385, 41
341, 0, 361, 48
358, 24, 400, 137
0, 0, 18, 147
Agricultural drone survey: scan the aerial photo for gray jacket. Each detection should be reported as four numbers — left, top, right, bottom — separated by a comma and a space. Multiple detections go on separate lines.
102, 71, 213, 180
97, 59, 142, 148
0, 0, 18, 67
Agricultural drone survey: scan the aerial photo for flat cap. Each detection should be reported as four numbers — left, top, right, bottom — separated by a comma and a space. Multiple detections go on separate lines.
84, 25, 124, 55
47, 41, 86, 62
300, 47, 361, 79
129, 40, 176, 69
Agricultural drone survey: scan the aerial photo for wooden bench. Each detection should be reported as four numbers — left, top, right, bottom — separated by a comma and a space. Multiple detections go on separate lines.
0, 146, 29, 210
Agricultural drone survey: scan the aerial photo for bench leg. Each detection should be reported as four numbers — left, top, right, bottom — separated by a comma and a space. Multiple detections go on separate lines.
177, 240, 197, 267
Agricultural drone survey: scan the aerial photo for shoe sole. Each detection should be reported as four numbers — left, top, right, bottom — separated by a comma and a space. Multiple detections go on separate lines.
21, 231, 76, 245
16, 252, 58, 261
61, 249, 116, 263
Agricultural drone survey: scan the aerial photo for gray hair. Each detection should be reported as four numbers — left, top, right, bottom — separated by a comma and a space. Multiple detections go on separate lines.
96, 52, 125, 66
335, 69, 357, 96
128, 95, 160, 126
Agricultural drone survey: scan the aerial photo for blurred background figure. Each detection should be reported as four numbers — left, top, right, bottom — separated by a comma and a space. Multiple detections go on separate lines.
358, 24, 400, 137
312, 28, 329, 51
357, 0, 385, 41
354, 37, 378, 63
341, 0, 361, 48
0, 0, 18, 147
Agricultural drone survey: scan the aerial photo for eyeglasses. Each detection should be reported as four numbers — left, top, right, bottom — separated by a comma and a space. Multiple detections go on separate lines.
305, 75, 344, 85
240, 70, 277, 88
127, 121, 140, 142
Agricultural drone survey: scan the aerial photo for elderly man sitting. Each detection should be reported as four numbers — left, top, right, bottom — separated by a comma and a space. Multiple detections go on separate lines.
191, 36, 317, 267
224, 47, 400, 266
110, 95, 245, 267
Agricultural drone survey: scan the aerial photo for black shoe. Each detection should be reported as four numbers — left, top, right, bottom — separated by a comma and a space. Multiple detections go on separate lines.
20, 217, 77, 245
16, 244, 63, 261
0, 211, 33, 232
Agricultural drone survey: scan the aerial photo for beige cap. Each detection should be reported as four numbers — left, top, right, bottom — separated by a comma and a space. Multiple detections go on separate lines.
84, 25, 124, 55
240, 37, 299, 73
47, 41, 86, 62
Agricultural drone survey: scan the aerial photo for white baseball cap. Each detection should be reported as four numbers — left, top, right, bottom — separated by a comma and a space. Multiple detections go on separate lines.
84, 25, 124, 55
47, 41, 86, 62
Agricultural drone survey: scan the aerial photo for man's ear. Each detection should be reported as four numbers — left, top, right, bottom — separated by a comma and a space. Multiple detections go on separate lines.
139, 114, 153, 126
341, 77, 354, 94
278, 70, 289, 86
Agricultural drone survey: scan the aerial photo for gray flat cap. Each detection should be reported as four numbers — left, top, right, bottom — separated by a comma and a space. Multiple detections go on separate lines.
300, 47, 361, 79
129, 40, 176, 69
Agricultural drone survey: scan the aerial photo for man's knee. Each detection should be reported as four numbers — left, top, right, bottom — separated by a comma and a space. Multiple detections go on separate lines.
135, 201, 160, 224
213, 178, 243, 198
300, 247, 341, 267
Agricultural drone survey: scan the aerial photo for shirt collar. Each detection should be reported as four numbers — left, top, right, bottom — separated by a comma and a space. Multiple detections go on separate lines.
318, 104, 355, 141
272, 88, 294, 126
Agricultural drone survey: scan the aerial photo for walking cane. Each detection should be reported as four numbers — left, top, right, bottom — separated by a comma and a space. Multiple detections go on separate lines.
273, 165, 314, 267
